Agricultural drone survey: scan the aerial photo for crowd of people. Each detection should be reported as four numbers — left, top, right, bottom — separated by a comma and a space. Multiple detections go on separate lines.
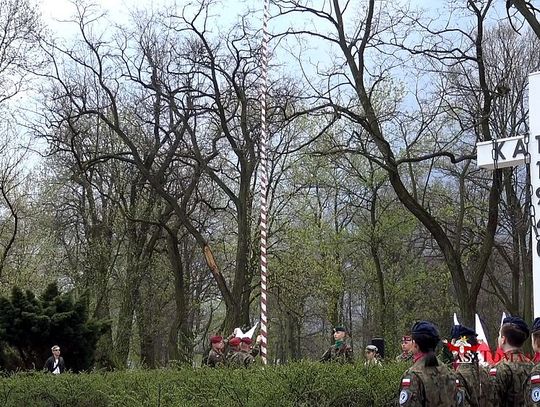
204, 317, 540, 406
394, 316, 540, 406
42, 314, 540, 405
205, 334, 262, 368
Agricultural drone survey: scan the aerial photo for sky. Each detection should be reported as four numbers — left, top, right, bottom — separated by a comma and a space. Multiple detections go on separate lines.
39, 0, 253, 39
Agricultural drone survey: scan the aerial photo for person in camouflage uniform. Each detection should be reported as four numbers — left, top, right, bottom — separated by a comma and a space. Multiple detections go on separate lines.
320, 326, 353, 363
205, 335, 226, 367
397, 321, 464, 407
396, 335, 414, 363
478, 363, 492, 407
449, 324, 480, 407
226, 337, 241, 365
228, 337, 259, 368
488, 316, 534, 406
524, 317, 540, 406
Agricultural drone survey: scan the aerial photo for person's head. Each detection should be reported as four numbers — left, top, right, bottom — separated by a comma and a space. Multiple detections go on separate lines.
210, 335, 224, 351
229, 337, 241, 350
498, 316, 529, 350
531, 318, 540, 353
411, 321, 440, 366
401, 335, 413, 353
240, 337, 252, 351
365, 344, 378, 360
333, 326, 347, 341
51, 345, 61, 357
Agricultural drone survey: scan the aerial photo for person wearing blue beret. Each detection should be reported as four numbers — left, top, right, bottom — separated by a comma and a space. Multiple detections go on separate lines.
449, 325, 479, 407
397, 321, 464, 406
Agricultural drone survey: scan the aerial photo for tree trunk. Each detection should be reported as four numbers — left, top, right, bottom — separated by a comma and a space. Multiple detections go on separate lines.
166, 229, 192, 364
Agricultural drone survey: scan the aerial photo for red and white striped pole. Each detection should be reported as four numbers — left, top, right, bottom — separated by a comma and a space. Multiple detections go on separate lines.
259, 0, 270, 365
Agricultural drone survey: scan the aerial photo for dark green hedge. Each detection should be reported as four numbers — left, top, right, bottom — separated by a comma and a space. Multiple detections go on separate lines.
0, 361, 406, 406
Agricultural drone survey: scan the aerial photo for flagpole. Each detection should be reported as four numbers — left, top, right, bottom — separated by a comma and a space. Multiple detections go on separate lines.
259, 0, 271, 365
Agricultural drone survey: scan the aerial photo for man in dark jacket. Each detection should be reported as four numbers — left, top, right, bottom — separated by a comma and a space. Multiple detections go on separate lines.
320, 326, 353, 363
44, 345, 65, 374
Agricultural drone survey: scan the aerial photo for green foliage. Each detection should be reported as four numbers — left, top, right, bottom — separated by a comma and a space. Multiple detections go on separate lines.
0, 362, 406, 406
0, 283, 109, 372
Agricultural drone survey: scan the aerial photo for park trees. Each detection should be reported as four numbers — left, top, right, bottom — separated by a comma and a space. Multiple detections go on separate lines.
270, 0, 540, 328
0, 0, 43, 284
36, 0, 301, 366
3, 0, 537, 364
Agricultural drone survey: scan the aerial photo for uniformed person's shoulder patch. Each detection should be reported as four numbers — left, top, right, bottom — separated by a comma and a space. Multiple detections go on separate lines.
399, 389, 410, 405
531, 387, 540, 403
399, 376, 412, 405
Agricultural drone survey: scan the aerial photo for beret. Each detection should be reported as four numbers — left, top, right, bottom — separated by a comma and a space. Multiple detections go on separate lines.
450, 325, 477, 340
333, 326, 346, 333
241, 337, 252, 345
402, 335, 412, 342
532, 317, 540, 334
411, 321, 439, 339
365, 344, 378, 352
229, 337, 241, 347
503, 316, 530, 336
210, 335, 223, 344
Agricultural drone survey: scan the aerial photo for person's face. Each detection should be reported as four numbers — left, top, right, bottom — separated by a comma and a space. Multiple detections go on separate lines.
532, 335, 540, 353
334, 331, 346, 341
401, 338, 412, 352
213, 340, 225, 351
498, 329, 505, 348
52, 348, 61, 357
365, 349, 375, 360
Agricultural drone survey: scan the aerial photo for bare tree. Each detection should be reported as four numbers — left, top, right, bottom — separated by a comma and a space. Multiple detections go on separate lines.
507, 0, 540, 39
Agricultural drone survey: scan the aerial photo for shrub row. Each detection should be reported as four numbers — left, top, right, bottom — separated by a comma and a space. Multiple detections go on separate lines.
0, 361, 406, 406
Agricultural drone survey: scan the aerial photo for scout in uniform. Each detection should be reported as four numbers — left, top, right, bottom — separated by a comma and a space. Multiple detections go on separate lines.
525, 317, 540, 406
320, 326, 353, 363
398, 321, 464, 406
449, 325, 480, 407
226, 337, 242, 365
228, 337, 258, 368
489, 316, 534, 406
364, 344, 382, 366
205, 335, 226, 367
396, 334, 414, 363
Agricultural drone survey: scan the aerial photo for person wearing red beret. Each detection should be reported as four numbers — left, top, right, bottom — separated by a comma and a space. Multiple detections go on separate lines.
228, 336, 261, 367
205, 335, 226, 367
225, 336, 241, 364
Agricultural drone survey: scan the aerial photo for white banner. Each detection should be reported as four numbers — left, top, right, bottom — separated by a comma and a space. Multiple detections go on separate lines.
530, 71, 540, 318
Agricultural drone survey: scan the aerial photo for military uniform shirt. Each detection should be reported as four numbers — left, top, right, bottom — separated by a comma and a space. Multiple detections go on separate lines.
206, 349, 225, 367
524, 363, 540, 406
488, 349, 534, 407
455, 362, 480, 407
398, 355, 463, 406
396, 352, 414, 363
228, 350, 255, 368
319, 342, 353, 363
478, 364, 492, 407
